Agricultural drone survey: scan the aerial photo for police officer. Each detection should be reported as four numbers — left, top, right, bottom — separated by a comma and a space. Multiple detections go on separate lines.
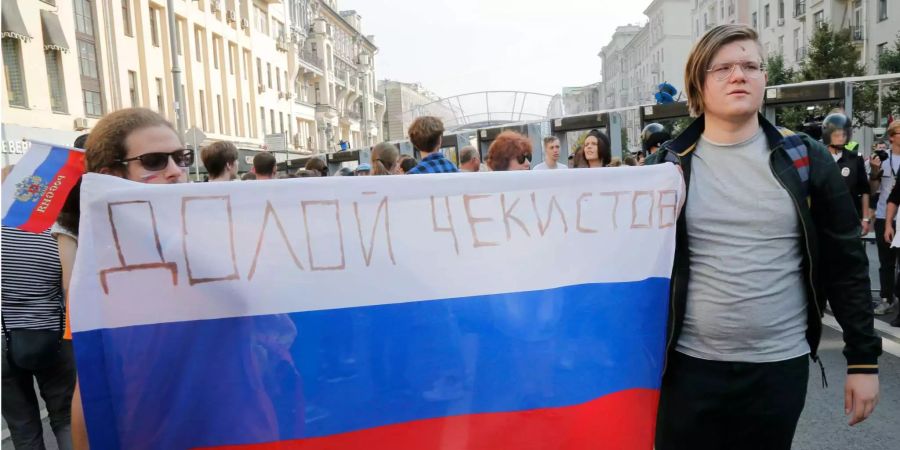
822, 112, 871, 234
640, 123, 671, 165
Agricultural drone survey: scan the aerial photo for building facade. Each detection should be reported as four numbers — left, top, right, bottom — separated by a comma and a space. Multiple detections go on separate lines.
1, 0, 384, 166
379, 80, 458, 141
690, 0, 898, 74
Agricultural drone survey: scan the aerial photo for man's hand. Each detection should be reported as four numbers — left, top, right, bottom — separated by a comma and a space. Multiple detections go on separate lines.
845, 374, 879, 426
870, 155, 882, 171
861, 220, 870, 236
885, 224, 894, 244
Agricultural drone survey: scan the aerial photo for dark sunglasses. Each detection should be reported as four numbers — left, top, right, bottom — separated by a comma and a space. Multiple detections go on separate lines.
517, 153, 532, 164
119, 149, 194, 171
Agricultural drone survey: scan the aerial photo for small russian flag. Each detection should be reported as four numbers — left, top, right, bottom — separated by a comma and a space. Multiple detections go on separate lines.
1, 142, 85, 233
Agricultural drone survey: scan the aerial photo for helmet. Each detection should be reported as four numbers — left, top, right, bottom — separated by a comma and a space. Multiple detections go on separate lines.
821, 113, 852, 146
641, 123, 671, 153
355, 163, 372, 173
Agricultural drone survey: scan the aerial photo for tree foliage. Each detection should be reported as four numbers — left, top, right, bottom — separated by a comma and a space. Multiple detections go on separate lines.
799, 24, 865, 81
766, 54, 796, 86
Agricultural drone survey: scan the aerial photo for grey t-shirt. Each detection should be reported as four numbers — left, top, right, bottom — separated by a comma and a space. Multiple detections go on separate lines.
677, 128, 810, 362
532, 161, 567, 170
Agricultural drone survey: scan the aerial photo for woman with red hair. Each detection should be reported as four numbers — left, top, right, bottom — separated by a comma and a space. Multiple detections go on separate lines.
486, 131, 532, 171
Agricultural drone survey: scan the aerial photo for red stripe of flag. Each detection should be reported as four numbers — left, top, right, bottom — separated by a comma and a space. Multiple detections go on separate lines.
20, 150, 85, 233
199, 388, 660, 450
793, 156, 810, 169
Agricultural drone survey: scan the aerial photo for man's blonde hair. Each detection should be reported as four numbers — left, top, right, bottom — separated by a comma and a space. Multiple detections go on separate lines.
684, 24, 764, 117
888, 120, 900, 137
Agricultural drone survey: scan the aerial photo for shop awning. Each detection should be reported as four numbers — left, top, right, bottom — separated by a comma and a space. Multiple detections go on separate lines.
1, 0, 31, 41
40, 10, 69, 52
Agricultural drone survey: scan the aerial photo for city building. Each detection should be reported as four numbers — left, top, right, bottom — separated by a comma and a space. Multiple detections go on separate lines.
379, 80, 458, 141
1, 0, 384, 166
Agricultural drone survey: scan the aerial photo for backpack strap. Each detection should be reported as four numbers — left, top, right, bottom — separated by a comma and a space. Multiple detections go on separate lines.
778, 127, 810, 199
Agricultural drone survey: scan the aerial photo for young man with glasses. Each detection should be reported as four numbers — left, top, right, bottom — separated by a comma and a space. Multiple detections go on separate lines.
653, 24, 880, 450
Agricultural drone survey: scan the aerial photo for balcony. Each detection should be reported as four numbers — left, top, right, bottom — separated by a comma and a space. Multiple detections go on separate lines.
299, 49, 324, 71
794, 1, 805, 18
850, 25, 864, 42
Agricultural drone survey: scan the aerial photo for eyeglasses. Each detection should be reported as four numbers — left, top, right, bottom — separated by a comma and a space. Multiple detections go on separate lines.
706, 61, 765, 81
517, 153, 532, 164
119, 149, 194, 171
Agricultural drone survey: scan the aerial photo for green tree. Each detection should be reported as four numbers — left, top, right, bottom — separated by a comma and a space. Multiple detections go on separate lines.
877, 33, 900, 74
766, 53, 796, 86
799, 24, 865, 81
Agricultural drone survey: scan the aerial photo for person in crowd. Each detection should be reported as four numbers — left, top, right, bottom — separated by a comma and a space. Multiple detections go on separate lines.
406, 117, 458, 174
458, 146, 481, 172
878, 127, 900, 327
651, 25, 879, 450
354, 163, 372, 176
641, 123, 671, 165
2, 166, 76, 450
252, 152, 277, 180
73, 134, 89, 150
873, 120, 900, 317
305, 157, 329, 177
399, 155, 418, 174
486, 131, 532, 171
336, 167, 355, 176
371, 142, 401, 175
53, 108, 193, 449
608, 157, 623, 167
573, 130, 611, 168
241, 172, 257, 181
532, 137, 567, 170
293, 169, 319, 178
821, 113, 870, 235
201, 141, 239, 182
623, 155, 637, 166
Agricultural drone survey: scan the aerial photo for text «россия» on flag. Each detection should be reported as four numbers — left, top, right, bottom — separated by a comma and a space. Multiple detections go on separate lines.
69, 166, 682, 450
1, 142, 84, 233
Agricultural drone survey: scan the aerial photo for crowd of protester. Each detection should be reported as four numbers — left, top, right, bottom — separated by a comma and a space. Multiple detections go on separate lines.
2, 22, 894, 450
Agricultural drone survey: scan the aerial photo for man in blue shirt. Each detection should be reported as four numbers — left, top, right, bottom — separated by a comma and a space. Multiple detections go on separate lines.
407, 116, 459, 174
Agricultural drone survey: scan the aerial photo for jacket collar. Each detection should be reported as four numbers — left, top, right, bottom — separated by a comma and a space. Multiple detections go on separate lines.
664, 112, 785, 156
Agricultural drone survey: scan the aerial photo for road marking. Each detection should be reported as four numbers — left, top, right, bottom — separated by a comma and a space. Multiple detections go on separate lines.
823, 314, 900, 358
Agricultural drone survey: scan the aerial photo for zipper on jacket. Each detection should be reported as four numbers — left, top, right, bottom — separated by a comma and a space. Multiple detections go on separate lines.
768, 153, 823, 359
662, 150, 684, 376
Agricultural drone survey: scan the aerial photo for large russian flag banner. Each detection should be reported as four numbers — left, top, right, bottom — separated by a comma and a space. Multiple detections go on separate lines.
1, 142, 84, 232
70, 166, 683, 450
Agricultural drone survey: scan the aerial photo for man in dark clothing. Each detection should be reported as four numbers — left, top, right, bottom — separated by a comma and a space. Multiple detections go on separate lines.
822, 113, 871, 233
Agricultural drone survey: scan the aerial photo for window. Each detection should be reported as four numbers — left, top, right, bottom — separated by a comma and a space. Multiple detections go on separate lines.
149, 7, 159, 47
217, 95, 224, 133
814, 10, 824, 28
228, 44, 235, 75
752, 12, 758, 28
243, 51, 249, 80
232, 99, 238, 135
83, 90, 102, 116
200, 90, 208, 130
122, 0, 133, 36
74, 0, 94, 35
276, 69, 281, 91
719, 0, 724, 19
279, 112, 284, 133
77, 40, 99, 79
43, 50, 67, 113
778, 36, 784, 54
793, 28, 801, 59
878, 0, 887, 21
156, 78, 164, 114
877, 42, 888, 72
270, 109, 275, 134
267, 63, 272, 88
778, 0, 784, 19
256, 58, 263, 86
3, 38, 27, 108
195, 27, 203, 62
128, 70, 138, 106
175, 21, 183, 55
254, 6, 268, 35
247, 103, 253, 137
212, 37, 219, 69
260, 107, 266, 134
764, 4, 770, 27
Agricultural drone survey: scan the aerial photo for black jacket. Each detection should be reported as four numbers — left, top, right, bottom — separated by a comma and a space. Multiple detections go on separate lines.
655, 114, 881, 375
832, 148, 869, 218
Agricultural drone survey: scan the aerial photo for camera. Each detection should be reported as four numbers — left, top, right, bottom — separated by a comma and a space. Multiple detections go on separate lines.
874, 150, 889, 162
